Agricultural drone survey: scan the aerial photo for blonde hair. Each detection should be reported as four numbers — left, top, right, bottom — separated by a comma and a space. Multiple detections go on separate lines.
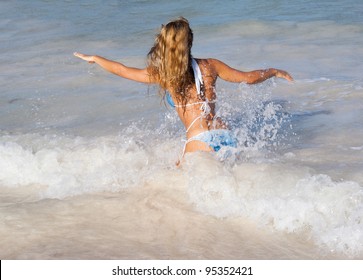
147, 17, 194, 106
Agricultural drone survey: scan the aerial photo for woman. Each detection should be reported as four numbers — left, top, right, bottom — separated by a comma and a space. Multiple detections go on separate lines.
74, 17, 293, 158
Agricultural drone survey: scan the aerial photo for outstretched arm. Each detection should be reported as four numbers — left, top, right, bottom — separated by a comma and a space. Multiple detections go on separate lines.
210, 58, 293, 84
74, 52, 155, 84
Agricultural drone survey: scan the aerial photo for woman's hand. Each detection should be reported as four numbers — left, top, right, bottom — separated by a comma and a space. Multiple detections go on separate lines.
73, 52, 153, 83
73, 52, 95, 63
275, 69, 294, 82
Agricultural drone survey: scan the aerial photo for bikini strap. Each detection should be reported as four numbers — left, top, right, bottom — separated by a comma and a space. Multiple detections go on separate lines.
191, 58, 203, 96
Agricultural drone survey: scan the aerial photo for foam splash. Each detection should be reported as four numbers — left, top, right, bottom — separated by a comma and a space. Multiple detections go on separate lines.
184, 153, 244, 217
0, 126, 181, 199
0, 136, 146, 199
217, 80, 292, 155
185, 154, 363, 256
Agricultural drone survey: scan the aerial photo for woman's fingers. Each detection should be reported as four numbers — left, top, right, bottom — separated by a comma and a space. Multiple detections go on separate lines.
276, 70, 294, 82
73, 52, 95, 63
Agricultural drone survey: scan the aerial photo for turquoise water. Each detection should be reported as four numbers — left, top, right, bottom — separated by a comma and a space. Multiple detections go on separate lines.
0, 0, 362, 259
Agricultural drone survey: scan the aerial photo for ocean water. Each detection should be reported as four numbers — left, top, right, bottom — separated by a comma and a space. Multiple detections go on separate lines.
0, 0, 363, 259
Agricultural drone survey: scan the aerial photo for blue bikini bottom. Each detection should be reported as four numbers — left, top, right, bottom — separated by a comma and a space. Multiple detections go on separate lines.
187, 129, 237, 152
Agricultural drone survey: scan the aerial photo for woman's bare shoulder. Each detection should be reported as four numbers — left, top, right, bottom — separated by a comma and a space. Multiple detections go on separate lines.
195, 58, 220, 76
195, 58, 221, 66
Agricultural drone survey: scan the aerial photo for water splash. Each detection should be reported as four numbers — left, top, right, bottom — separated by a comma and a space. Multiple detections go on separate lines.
185, 153, 363, 256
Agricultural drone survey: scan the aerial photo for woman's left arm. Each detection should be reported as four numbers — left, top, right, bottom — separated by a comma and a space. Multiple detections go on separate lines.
74, 52, 154, 84
209, 58, 293, 84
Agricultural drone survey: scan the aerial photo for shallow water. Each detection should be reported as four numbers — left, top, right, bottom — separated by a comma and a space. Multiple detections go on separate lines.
1, 0, 363, 259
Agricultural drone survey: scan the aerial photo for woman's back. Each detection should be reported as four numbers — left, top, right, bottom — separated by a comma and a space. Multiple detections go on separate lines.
168, 58, 226, 141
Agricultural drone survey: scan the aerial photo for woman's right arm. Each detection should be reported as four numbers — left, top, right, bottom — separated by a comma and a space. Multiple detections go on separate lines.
209, 58, 293, 84
74, 52, 156, 84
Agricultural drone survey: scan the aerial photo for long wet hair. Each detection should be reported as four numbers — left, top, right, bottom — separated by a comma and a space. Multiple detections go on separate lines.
147, 17, 194, 106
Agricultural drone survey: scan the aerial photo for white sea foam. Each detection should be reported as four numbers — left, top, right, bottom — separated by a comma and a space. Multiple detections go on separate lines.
0, 136, 142, 198
185, 154, 363, 256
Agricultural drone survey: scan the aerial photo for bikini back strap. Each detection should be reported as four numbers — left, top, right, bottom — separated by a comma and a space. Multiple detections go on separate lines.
191, 58, 203, 96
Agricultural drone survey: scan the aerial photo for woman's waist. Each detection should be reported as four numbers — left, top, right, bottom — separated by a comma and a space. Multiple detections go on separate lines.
185, 119, 228, 139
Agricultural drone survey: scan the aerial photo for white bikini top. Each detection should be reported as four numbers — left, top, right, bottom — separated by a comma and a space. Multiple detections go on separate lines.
191, 58, 203, 96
